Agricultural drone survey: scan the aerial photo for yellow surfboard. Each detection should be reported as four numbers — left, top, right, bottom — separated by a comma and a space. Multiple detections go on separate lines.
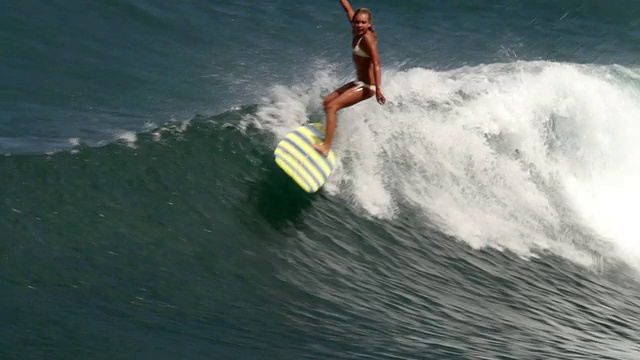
274, 123, 337, 193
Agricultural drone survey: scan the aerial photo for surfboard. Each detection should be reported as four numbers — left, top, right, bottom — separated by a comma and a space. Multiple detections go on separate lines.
274, 122, 338, 193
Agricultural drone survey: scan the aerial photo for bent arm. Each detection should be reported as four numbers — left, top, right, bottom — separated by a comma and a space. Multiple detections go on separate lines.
365, 35, 382, 91
340, 0, 355, 22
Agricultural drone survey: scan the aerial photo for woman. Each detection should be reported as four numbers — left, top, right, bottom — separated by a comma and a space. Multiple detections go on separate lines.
313, 0, 386, 157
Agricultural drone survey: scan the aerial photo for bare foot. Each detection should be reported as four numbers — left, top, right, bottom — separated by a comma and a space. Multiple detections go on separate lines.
312, 142, 330, 157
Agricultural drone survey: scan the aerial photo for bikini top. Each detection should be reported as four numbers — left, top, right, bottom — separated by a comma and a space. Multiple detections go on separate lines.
353, 36, 370, 58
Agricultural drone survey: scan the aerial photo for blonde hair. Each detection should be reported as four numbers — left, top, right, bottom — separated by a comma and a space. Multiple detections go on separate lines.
351, 7, 377, 39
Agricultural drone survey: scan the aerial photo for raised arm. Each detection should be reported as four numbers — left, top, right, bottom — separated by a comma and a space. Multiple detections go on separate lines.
340, 0, 355, 22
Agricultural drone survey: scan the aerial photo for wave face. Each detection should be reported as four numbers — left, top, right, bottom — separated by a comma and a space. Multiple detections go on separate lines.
4, 61, 640, 359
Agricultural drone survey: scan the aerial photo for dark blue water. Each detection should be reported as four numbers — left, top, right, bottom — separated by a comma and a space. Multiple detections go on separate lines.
3, 1, 640, 358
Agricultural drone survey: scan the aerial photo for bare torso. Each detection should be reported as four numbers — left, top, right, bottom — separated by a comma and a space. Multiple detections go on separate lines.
352, 34, 375, 84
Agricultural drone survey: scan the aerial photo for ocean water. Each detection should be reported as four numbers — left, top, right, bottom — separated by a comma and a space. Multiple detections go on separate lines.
3, 0, 640, 358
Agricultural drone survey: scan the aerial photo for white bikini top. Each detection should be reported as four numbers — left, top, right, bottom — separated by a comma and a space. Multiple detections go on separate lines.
352, 36, 370, 58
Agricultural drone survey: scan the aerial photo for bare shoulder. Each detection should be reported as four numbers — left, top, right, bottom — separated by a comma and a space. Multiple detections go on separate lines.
363, 31, 378, 47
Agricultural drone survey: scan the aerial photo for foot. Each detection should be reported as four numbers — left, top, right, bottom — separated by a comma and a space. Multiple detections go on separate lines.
312, 142, 330, 157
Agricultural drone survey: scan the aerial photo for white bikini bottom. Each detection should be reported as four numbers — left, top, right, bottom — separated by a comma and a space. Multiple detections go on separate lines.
354, 81, 376, 92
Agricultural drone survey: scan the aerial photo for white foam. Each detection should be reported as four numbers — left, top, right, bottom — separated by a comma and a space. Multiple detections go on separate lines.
113, 130, 138, 148
249, 60, 640, 269
554, 69, 640, 267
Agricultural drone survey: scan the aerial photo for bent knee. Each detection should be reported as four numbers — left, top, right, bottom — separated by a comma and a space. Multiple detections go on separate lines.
325, 104, 337, 113
325, 101, 342, 113
323, 97, 333, 109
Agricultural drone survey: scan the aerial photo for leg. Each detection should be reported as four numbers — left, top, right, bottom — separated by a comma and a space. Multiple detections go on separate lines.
323, 81, 357, 108
314, 85, 374, 156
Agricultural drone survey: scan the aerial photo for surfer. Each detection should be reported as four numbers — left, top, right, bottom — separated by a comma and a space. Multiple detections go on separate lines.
313, 0, 386, 157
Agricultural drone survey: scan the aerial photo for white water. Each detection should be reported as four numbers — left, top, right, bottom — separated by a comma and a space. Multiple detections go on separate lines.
249, 60, 640, 269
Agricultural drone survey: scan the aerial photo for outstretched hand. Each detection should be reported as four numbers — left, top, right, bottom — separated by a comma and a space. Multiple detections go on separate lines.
376, 90, 386, 105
